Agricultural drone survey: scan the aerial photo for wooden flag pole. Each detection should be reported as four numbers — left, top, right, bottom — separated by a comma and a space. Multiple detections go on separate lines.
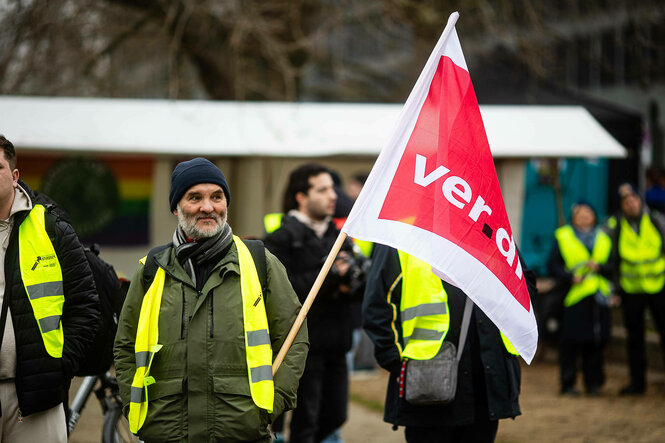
272, 231, 348, 375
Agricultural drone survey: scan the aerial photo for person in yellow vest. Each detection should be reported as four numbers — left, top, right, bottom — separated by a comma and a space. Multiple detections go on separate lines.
547, 201, 613, 396
0, 135, 100, 442
362, 244, 536, 443
114, 157, 308, 442
605, 183, 665, 396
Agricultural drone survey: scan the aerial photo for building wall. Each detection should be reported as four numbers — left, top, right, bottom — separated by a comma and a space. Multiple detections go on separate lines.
520, 157, 610, 276
495, 159, 527, 246
20, 152, 525, 277
103, 156, 380, 276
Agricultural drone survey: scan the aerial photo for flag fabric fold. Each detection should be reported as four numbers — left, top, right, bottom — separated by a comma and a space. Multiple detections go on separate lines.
342, 11, 538, 363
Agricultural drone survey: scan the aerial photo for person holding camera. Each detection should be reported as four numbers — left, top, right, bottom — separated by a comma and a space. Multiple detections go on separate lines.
265, 163, 363, 443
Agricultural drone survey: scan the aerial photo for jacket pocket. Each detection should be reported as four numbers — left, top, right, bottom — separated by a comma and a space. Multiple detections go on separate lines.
138, 378, 185, 442
212, 376, 270, 442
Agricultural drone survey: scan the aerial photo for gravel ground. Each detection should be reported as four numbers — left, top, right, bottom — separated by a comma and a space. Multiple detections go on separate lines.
68, 355, 665, 443
347, 356, 665, 443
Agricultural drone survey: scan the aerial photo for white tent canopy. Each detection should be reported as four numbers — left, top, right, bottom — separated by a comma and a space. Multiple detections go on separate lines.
1, 95, 626, 158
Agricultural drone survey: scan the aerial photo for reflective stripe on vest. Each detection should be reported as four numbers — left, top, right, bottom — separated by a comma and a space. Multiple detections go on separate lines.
398, 251, 449, 360
18, 204, 64, 358
398, 250, 519, 358
128, 236, 274, 434
128, 258, 165, 434
554, 225, 611, 307
618, 215, 665, 294
235, 236, 274, 412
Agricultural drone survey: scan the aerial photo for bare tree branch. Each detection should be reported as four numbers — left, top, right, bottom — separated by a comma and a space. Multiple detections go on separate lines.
0, 0, 662, 100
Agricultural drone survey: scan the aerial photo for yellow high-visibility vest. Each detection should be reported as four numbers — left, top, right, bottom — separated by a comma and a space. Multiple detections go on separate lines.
616, 215, 665, 294
398, 251, 449, 360
554, 225, 611, 307
18, 204, 64, 358
264, 213, 284, 234
501, 332, 518, 355
128, 236, 274, 433
398, 251, 518, 359
353, 239, 374, 258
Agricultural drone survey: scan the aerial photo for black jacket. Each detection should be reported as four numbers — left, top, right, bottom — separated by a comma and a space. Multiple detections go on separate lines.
4, 182, 99, 416
362, 244, 534, 427
264, 214, 359, 354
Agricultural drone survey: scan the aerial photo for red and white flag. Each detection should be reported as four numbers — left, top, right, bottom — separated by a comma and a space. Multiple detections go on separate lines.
342, 12, 537, 363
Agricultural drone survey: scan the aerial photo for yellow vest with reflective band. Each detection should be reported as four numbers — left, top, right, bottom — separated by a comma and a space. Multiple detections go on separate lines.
18, 204, 64, 358
617, 215, 665, 294
398, 251, 450, 360
554, 225, 611, 307
398, 251, 518, 359
128, 258, 164, 434
128, 235, 274, 434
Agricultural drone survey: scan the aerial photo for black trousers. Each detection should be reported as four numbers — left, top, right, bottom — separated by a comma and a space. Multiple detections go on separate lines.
620, 292, 665, 388
289, 352, 348, 443
404, 420, 499, 443
559, 339, 605, 391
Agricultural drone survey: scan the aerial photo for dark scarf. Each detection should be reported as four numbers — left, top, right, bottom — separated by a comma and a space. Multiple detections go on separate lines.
173, 222, 233, 289
573, 226, 598, 253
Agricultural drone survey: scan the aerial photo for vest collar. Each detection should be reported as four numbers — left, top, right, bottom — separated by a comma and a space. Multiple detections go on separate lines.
154, 242, 240, 294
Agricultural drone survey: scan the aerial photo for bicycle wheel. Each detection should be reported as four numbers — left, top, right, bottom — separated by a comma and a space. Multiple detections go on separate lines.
101, 403, 140, 443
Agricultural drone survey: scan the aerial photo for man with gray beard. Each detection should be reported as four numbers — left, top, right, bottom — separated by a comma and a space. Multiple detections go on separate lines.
114, 157, 308, 442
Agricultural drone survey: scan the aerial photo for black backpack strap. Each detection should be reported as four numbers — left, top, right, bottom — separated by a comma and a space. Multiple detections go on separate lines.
142, 243, 173, 289
242, 239, 268, 294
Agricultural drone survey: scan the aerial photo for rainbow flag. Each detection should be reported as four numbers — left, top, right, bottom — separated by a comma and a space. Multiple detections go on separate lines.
21, 154, 152, 246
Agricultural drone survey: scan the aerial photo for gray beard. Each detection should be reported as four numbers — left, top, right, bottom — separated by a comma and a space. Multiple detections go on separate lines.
177, 209, 226, 240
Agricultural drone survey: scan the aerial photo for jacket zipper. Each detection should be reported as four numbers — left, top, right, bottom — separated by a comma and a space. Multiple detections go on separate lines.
187, 290, 202, 334
156, 263, 197, 341
180, 283, 186, 339
209, 292, 214, 338
156, 262, 225, 341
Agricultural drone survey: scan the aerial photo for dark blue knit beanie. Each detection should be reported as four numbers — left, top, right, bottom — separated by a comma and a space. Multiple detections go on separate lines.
169, 157, 231, 212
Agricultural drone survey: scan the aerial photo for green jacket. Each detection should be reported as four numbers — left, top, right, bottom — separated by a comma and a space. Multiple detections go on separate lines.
114, 243, 309, 443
